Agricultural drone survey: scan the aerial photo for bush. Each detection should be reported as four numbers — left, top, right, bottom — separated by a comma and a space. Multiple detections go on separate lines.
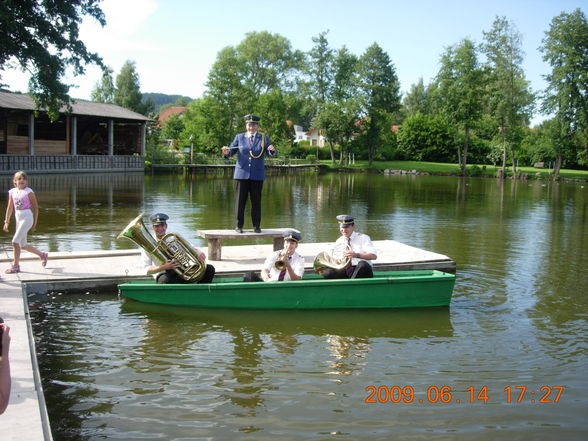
467, 165, 483, 176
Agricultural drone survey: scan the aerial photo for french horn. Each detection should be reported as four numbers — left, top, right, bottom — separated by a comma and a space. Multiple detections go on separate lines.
313, 241, 351, 274
117, 213, 206, 282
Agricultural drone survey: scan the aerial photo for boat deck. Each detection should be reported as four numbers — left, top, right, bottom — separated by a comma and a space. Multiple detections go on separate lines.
0, 240, 455, 440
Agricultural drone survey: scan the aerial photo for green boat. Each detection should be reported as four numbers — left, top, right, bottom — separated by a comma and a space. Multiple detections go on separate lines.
118, 270, 455, 310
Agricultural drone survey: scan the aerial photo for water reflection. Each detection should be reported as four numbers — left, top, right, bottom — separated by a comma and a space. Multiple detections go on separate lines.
119, 301, 453, 339
25, 171, 588, 440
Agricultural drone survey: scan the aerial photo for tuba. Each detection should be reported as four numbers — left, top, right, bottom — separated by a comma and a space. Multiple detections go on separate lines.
313, 241, 351, 274
117, 213, 206, 282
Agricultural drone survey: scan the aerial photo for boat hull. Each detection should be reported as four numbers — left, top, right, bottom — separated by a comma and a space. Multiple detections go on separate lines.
118, 270, 455, 309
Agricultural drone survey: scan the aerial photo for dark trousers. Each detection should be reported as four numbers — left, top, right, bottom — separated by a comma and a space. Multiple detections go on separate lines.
156, 264, 216, 284
235, 179, 263, 229
322, 261, 374, 279
243, 271, 263, 282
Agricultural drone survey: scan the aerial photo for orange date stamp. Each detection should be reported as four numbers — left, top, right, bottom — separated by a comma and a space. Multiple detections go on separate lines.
364, 385, 565, 404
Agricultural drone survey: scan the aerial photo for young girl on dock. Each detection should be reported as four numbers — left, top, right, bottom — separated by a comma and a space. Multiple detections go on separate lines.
3, 171, 48, 273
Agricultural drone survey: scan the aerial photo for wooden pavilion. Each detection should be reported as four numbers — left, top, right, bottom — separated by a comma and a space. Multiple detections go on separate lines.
0, 91, 150, 174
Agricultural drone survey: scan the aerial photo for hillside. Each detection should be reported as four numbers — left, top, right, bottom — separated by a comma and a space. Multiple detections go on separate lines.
142, 92, 193, 112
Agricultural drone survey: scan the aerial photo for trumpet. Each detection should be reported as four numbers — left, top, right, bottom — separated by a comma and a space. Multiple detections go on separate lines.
274, 245, 290, 271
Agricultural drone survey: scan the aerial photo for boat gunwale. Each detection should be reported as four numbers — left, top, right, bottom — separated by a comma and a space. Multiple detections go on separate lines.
118, 270, 455, 292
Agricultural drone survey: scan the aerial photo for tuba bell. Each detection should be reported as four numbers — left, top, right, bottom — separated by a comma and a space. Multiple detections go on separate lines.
312, 241, 351, 274
117, 213, 206, 282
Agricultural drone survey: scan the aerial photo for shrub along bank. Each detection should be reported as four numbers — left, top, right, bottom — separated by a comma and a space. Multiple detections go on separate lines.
319, 160, 588, 181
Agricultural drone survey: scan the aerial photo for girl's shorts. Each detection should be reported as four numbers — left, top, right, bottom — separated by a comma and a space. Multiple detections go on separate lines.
13, 208, 34, 246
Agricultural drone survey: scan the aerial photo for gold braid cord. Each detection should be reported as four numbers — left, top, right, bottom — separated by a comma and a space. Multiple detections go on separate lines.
249, 133, 266, 159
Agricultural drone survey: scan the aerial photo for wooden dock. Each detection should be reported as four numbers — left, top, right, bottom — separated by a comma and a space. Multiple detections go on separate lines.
0, 240, 454, 440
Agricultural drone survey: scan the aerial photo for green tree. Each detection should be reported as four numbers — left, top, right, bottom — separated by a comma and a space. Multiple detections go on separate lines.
312, 102, 358, 163
161, 113, 185, 147
205, 46, 248, 140
330, 46, 360, 164
403, 78, 434, 116
435, 38, 486, 173
540, 8, 588, 174
256, 88, 291, 145
307, 31, 334, 106
0, 0, 106, 118
482, 16, 535, 175
332, 46, 358, 103
114, 60, 146, 114
91, 67, 115, 103
204, 32, 304, 143
182, 97, 233, 152
520, 118, 559, 166
357, 43, 401, 166
173, 96, 191, 107
397, 113, 455, 162
310, 43, 360, 164
236, 31, 304, 99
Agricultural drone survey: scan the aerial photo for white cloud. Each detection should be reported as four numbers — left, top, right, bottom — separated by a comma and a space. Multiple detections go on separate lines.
80, 0, 160, 53
1, 0, 161, 98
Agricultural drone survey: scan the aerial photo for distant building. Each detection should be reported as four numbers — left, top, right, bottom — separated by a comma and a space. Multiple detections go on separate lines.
0, 91, 149, 173
293, 125, 325, 147
156, 106, 187, 128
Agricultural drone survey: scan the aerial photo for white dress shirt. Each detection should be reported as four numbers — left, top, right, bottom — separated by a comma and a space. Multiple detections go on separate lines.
262, 250, 305, 281
333, 231, 377, 266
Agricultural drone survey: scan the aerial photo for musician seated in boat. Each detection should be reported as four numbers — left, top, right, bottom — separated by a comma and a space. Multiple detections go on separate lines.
319, 215, 377, 279
142, 213, 215, 284
244, 231, 305, 282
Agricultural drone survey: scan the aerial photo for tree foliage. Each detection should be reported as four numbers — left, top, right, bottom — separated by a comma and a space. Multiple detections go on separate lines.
91, 66, 115, 104
203, 32, 304, 145
397, 113, 455, 162
435, 38, 486, 172
0, 0, 106, 118
403, 78, 434, 117
307, 31, 334, 106
357, 43, 401, 166
482, 16, 535, 174
540, 8, 588, 172
114, 60, 151, 115
161, 113, 185, 145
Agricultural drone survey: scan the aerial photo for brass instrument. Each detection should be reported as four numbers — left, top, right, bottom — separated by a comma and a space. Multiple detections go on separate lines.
117, 213, 206, 282
274, 245, 290, 271
313, 241, 351, 274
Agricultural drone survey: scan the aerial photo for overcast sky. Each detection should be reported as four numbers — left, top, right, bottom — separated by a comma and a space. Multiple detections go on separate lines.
2, 0, 585, 126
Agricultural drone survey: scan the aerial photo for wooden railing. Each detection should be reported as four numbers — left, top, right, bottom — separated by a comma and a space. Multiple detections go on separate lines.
0, 155, 145, 173
148, 151, 317, 166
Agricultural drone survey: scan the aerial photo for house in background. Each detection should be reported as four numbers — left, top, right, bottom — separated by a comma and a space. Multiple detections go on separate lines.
293, 125, 325, 147
0, 91, 150, 174
156, 106, 188, 147
156, 106, 187, 129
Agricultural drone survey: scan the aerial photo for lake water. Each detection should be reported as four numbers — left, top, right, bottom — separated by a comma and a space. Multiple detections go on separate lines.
19, 170, 587, 440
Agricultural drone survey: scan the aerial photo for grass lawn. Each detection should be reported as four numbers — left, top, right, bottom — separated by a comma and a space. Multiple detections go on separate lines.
319, 160, 588, 181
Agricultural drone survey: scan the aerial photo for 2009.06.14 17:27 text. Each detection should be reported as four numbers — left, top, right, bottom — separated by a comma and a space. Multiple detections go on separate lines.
364, 385, 565, 404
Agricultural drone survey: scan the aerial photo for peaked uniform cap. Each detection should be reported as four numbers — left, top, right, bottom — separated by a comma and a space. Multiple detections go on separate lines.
283, 231, 302, 242
150, 213, 169, 225
336, 214, 355, 226
244, 114, 260, 123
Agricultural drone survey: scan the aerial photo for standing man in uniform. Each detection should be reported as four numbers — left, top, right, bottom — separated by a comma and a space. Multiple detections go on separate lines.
221, 114, 276, 233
